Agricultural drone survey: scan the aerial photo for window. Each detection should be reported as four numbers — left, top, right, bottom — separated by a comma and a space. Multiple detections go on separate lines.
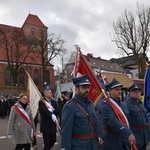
33, 69, 39, 86
44, 70, 50, 85
31, 28, 36, 35
18, 68, 25, 85
5, 67, 11, 86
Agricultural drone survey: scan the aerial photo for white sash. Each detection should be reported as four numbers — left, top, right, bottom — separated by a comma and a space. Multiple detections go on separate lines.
44, 100, 55, 112
14, 105, 34, 139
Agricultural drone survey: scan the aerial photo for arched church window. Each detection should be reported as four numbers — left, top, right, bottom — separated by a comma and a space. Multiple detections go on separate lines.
44, 70, 50, 85
33, 69, 39, 86
18, 68, 25, 85
31, 28, 36, 35
5, 67, 11, 86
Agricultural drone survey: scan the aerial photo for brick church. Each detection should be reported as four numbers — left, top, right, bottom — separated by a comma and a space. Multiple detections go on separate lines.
0, 14, 55, 93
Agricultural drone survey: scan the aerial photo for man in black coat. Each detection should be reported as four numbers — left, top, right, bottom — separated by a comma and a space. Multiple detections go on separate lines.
39, 86, 59, 150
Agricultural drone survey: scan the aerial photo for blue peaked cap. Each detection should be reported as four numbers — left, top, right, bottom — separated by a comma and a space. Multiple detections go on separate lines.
128, 83, 141, 92
73, 74, 91, 87
106, 78, 123, 91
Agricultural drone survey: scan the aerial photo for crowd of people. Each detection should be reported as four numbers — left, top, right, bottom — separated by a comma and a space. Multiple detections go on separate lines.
0, 95, 17, 119
1, 74, 149, 150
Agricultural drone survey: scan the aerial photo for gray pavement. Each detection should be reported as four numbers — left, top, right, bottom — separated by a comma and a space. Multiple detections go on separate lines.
0, 116, 60, 150
1, 116, 150, 150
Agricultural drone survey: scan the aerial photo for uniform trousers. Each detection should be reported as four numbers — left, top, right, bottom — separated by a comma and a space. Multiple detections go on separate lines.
15, 143, 30, 150
43, 133, 56, 150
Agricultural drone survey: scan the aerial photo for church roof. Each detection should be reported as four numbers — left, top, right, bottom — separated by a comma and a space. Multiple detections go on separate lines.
22, 14, 47, 28
0, 14, 53, 66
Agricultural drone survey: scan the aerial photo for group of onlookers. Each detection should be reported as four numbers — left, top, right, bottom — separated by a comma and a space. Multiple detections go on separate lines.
0, 95, 17, 119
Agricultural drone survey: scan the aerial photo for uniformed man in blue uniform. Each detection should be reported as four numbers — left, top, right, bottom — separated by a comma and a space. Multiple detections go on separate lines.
126, 83, 150, 150
101, 78, 136, 150
61, 74, 103, 150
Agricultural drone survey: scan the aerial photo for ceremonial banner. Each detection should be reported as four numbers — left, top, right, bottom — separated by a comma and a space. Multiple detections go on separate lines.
144, 67, 150, 111
97, 71, 108, 93
25, 70, 42, 119
144, 67, 150, 123
55, 82, 61, 102
95, 72, 108, 105
72, 48, 103, 104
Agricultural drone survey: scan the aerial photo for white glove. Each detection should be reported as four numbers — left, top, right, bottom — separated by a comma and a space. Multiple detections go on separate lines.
8, 134, 12, 139
51, 114, 57, 122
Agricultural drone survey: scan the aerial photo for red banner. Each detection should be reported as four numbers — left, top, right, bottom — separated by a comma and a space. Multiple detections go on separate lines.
73, 48, 103, 103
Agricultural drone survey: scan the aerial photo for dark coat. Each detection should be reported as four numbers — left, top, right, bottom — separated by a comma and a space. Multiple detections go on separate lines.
57, 97, 66, 117
101, 98, 132, 150
61, 94, 99, 150
0, 100, 6, 114
126, 98, 150, 148
39, 98, 59, 134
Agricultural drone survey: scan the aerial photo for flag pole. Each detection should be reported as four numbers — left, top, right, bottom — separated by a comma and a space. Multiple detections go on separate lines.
25, 69, 61, 130
146, 62, 150, 68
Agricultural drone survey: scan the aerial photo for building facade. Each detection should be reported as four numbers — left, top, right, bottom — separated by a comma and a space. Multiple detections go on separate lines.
0, 14, 55, 93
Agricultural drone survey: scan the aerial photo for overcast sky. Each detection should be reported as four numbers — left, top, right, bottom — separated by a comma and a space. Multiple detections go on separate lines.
0, 0, 150, 67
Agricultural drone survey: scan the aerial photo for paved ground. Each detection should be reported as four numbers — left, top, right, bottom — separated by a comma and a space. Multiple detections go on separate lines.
1, 116, 150, 150
0, 116, 60, 150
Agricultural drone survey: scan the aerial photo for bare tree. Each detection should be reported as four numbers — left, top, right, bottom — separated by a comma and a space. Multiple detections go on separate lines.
58, 51, 74, 71
112, 4, 150, 78
33, 30, 67, 85
0, 26, 34, 85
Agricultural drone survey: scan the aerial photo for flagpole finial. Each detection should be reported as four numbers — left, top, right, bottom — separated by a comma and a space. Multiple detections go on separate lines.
74, 44, 81, 50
